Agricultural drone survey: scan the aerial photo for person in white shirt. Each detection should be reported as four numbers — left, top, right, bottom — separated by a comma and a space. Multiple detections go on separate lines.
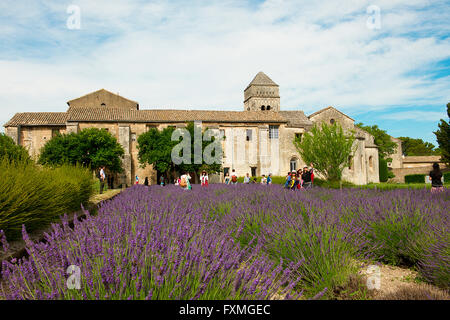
260, 174, 267, 184
99, 166, 106, 194
243, 173, 250, 184
200, 171, 209, 187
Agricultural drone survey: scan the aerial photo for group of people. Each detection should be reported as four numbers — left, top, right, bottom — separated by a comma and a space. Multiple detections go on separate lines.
104, 162, 447, 193
284, 165, 314, 190
173, 171, 210, 190
223, 169, 274, 185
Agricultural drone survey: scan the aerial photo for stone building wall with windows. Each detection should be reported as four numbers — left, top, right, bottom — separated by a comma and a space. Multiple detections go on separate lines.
4, 72, 379, 186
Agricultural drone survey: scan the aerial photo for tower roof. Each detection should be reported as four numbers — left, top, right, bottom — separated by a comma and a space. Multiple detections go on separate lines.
245, 72, 278, 90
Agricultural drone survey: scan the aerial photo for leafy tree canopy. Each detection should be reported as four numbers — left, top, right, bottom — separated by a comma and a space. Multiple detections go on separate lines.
137, 122, 222, 178
433, 102, 450, 165
294, 122, 356, 182
398, 136, 439, 157
137, 126, 176, 174
38, 128, 124, 172
355, 123, 397, 160
0, 133, 31, 163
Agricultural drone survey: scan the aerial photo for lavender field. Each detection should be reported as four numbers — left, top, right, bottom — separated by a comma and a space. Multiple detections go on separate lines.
1, 184, 449, 300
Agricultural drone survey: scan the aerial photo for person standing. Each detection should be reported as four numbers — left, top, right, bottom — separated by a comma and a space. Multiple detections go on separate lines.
231, 169, 238, 185
429, 163, 444, 193
261, 174, 267, 185
289, 172, 297, 190
180, 173, 191, 190
224, 172, 231, 185
99, 166, 106, 194
186, 173, 192, 190
243, 173, 251, 184
301, 166, 313, 189
200, 171, 209, 187
267, 173, 273, 185
135, 175, 139, 185
160, 175, 165, 186
284, 172, 292, 189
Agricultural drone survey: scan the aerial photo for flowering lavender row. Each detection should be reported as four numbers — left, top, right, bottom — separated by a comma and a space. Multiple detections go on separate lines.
0, 185, 303, 300
1, 184, 448, 299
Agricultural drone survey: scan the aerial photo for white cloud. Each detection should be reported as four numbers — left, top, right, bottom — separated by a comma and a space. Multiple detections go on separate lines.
0, 0, 449, 132
380, 110, 447, 121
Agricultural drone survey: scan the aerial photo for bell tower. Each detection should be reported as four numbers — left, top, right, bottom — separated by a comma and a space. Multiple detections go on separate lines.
244, 72, 280, 112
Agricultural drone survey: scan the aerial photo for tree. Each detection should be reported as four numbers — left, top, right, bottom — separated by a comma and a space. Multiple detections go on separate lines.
398, 136, 439, 156
175, 122, 222, 177
355, 123, 397, 160
294, 122, 356, 182
137, 126, 177, 176
0, 133, 31, 163
38, 128, 124, 172
433, 103, 450, 165
137, 122, 222, 180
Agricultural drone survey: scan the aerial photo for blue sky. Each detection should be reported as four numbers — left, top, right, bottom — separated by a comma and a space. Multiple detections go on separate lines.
0, 0, 449, 144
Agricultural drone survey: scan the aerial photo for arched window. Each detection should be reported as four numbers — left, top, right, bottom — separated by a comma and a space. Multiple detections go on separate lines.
290, 158, 298, 172
101, 103, 106, 107
267, 105, 271, 110
369, 156, 374, 171
330, 118, 335, 124
261, 105, 266, 111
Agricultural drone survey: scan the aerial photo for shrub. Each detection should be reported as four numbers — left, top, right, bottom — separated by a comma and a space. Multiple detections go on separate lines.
379, 157, 389, 182
418, 231, 450, 290
38, 128, 124, 173
0, 159, 94, 240
313, 178, 355, 189
365, 211, 428, 266
0, 134, 31, 163
405, 174, 425, 184
236, 176, 286, 184
265, 223, 363, 299
443, 172, 450, 184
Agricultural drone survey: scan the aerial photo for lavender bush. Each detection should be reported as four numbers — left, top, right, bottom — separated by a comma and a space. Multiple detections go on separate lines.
1, 184, 448, 300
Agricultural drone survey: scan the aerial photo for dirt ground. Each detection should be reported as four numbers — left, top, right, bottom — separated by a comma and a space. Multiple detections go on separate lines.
360, 263, 449, 300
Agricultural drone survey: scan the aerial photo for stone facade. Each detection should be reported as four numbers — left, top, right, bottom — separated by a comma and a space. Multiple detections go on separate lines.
4, 72, 379, 185
390, 155, 447, 183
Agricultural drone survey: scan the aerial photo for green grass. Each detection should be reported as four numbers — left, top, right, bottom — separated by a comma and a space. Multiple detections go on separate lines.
0, 159, 95, 240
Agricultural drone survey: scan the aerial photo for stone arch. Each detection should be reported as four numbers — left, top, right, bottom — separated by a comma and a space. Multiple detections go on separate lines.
290, 157, 298, 172
267, 105, 271, 110
261, 105, 266, 111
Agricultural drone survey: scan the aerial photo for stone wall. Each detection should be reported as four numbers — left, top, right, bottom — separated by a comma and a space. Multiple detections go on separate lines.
68, 89, 138, 110
391, 163, 448, 183
19, 126, 66, 160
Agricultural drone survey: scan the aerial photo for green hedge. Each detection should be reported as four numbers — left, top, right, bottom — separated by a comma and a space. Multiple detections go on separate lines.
405, 174, 425, 184
444, 172, 450, 184
236, 176, 287, 184
0, 159, 95, 240
379, 157, 388, 182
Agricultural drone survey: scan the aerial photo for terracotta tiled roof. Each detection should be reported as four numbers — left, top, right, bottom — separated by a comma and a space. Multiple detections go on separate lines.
245, 72, 278, 90
66, 108, 287, 123
279, 111, 313, 127
4, 112, 68, 127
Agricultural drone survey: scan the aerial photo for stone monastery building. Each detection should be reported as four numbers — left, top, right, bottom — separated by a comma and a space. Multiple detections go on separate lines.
4, 72, 380, 186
